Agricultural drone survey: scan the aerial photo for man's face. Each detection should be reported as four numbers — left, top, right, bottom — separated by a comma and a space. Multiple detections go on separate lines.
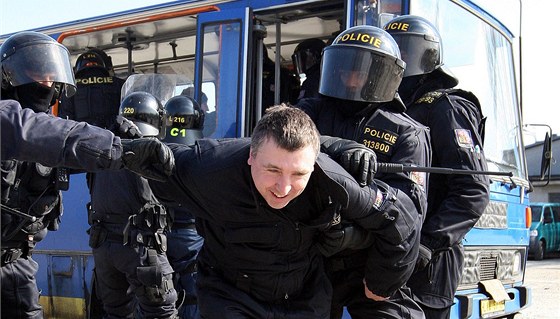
248, 137, 316, 209
340, 70, 368, 93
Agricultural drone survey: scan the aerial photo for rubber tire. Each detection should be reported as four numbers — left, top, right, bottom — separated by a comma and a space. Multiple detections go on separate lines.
534, 240, 545, 261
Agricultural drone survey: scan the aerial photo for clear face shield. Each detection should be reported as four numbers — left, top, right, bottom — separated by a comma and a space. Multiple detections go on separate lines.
390, 33, 441, 77
319, 46, 404, 103
2, 42, 76, 97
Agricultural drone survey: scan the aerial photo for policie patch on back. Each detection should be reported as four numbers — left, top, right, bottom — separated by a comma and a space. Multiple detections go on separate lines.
361, 126, 398, 156
454, 129, 474, 148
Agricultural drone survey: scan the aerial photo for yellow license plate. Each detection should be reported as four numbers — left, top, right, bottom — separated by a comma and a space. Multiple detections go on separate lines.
480, 299, 505, 317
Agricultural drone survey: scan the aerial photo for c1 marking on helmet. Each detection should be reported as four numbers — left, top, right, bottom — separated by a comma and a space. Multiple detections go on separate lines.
384, 22, 410, 32
335, 32, 382, 48
455, 129, 474, 148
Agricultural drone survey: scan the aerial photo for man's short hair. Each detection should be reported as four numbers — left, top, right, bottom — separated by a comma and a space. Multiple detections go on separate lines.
251, 104, 320, 157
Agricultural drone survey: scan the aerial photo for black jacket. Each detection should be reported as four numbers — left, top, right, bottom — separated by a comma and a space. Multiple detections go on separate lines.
150, 138, 418, 301
296, 96, 431, 294
1, 99, 123, 170
406, 88, 490, 250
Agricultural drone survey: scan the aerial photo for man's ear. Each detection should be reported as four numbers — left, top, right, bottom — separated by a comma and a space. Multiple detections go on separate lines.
247, 148, 254, 165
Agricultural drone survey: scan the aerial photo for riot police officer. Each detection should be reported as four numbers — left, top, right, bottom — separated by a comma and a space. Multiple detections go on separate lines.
58, 49, 125, 129
292, 38, 326, 101
296, 25, 430, 318
162, 95, 204, 319
87, 92, 178, 319
385, 15, 490, 319
1, 31, 175, 319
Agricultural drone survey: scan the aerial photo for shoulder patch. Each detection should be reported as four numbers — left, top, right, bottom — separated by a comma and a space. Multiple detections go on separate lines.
454, 129, 474, 148
415, 91, 444, 104
373, 188, 385, 210
409, 171, 426, 189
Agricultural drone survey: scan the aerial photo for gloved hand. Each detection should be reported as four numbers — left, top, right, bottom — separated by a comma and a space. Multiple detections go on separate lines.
414, 243, 433, 273
121, 138, 175, 181
317, 224, 375, 257
320, 136, 377, 186
110, 115, 143, 139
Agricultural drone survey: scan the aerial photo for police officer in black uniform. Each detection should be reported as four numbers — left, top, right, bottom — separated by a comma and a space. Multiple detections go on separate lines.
147, 104, 420, 319
261, 44, 300, 110
296, 25, 430, 319
58, 49, 125, 128
291, 38, 326, 101
87, 92, 178, 319
385, 15, 490, 319
0, 31, 175, 319
162, 95, 204, 319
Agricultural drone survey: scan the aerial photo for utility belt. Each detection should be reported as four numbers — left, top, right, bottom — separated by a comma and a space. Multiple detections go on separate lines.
1, 240, 34, 266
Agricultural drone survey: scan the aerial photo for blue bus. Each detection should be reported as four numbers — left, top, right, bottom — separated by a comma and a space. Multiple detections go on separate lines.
1, 0, 548, 318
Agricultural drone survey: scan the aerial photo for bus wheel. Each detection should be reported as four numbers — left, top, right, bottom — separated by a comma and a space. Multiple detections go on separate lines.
534, 240, 545, 261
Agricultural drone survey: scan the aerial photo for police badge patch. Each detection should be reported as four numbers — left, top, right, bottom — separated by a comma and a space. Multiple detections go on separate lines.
454, 129, 474, 148
373, 188, 385, 210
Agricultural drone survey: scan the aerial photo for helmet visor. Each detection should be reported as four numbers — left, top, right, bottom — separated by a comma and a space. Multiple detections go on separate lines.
391, 34, 440, 77
319, 46, 404, 103
2, 42, 76, 96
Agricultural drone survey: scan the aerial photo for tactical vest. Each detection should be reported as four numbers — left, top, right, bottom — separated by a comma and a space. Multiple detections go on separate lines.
1, 159, 67, 245
59, 70, 124, 129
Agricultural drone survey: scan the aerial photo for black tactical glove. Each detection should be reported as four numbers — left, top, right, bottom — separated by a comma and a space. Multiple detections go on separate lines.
414, 243, 433, 273
121, 138, 175, 181
110, 115, 143, 139
320, 136, 377, 186
317, 224, 375, 257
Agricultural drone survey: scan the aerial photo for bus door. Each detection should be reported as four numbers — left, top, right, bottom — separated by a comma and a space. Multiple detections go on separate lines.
196, 7, 252, 138
346, 0, 404, 28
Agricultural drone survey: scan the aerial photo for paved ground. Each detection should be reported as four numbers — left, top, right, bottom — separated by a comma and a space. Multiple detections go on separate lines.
517, 253, 560, 318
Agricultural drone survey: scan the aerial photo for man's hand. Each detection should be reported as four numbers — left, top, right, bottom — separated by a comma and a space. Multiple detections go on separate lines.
320, 136, 377, 186
111, 115, 143, 139
121, 138, 174, 181
340, 146, 376, 187
317, 224, 375, 257
363, 279, 390, 301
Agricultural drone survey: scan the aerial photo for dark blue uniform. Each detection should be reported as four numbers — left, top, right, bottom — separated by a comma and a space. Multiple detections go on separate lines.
149, 138, 420, 319
87, 168, 178, 319
1, 99, 124, 319
166, 206, 203, 319
297, 96, 431, 319
58, 68, 125, 129
405, 88, 490, 318
297, 64, 321, 101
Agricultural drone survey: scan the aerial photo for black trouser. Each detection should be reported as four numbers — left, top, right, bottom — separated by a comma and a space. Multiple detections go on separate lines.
196, 264, 332, 319
93, 237, 178, 319
327, 255, 425, 319
407, 243, 464, 319
1, 255, 43, 319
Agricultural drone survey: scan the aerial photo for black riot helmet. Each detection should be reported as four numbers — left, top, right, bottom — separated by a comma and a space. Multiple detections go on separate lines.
119, 91, 165, 139
384, 15, 458, 87
74, 50, 108, 76
292, 38, 326, 75
163, 95, 204, 145
1, 31, 76, 102
319, 25, 406, 106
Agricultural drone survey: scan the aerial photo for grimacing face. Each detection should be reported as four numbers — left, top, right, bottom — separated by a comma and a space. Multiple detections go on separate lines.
247, 137, 316, 209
